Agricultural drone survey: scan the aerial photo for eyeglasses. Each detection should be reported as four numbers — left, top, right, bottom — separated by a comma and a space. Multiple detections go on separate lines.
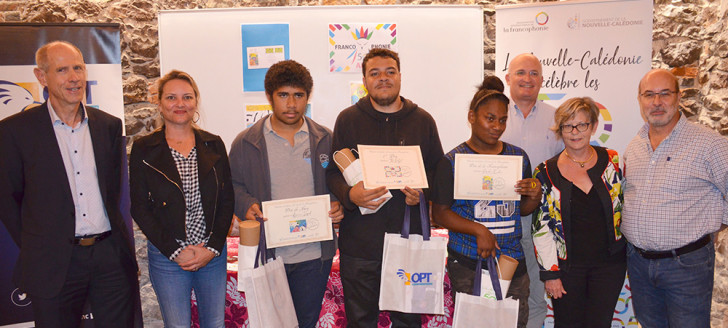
640, 90, 677, 100
514, 70, 540, 77
560, 122, 591, 133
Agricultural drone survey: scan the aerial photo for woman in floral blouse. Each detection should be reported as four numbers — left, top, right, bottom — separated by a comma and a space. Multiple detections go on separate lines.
532, 97, 626, 328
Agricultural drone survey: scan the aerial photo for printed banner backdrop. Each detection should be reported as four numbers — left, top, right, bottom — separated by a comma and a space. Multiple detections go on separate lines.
496, 0, 652, 157
0, 23, 127, 328
495, 1, 652, 327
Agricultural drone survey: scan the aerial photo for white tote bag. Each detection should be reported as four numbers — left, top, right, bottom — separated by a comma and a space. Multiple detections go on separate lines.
480, 258, 512, 300
452, 257, 519, 328
379, 193, 447, 314
238, 218, 298, 328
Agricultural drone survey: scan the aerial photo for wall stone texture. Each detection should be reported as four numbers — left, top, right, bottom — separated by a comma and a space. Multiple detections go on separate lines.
1, 0, 727, 326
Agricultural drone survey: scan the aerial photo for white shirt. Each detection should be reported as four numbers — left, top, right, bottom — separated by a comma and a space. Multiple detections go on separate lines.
500, 101, 564, 170
48, 103, 111, 236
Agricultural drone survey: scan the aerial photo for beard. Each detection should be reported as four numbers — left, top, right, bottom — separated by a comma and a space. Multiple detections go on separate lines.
370, 93, 399, 107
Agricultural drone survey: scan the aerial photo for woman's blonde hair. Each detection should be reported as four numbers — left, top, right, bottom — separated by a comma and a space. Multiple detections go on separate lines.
157, 70, 200, 105
552, 97, 600, 139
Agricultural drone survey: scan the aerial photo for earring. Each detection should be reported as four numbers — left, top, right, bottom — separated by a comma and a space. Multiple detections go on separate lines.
193, 111, 200, 123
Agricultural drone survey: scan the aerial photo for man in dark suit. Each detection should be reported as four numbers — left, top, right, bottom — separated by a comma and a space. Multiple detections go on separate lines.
0, 41, 137, 327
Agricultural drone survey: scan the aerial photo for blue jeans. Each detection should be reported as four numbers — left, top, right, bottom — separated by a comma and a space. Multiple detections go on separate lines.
148, 242, 227, 328
285, 258, 332, 328
626, 242, 714, 328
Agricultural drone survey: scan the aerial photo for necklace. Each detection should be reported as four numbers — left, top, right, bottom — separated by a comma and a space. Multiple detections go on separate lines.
564, 147, 594, 168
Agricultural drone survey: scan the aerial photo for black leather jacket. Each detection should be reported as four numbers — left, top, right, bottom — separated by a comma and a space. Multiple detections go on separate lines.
129, 127, 234, 258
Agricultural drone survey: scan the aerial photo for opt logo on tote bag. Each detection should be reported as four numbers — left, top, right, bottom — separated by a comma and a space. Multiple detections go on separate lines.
378, 193, 447, 314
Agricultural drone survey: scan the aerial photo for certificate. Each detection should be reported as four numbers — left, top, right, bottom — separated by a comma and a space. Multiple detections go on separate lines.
262, 195, 332, 248
454, 154, 522, 201
358, 145, 428, 189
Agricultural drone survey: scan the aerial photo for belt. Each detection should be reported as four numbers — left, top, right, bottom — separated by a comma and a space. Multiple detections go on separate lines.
72, 231, 112, 246
635, 235, 711, 259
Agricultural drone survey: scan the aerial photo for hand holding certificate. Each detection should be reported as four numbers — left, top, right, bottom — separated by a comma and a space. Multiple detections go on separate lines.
333, 148, 392, 214
454, 154, 522, 200
262, 195, 333, 248
358, 145, 428, 189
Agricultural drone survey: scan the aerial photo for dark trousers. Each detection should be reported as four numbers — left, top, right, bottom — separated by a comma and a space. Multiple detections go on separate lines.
31, 236, 136, 328
551, 260, 627, 328
285, 258, 333, 328
339, 253, 422, 328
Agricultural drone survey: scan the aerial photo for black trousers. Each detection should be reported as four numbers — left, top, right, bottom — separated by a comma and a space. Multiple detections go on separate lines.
339, 253, 422, 328
551, 260, 627, 328
30, 236, 137, 328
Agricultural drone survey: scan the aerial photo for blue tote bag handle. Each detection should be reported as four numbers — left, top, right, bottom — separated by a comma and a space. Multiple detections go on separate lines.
401, 192, 430, 240
472, 256, 503, 300
253, 215, 268, 269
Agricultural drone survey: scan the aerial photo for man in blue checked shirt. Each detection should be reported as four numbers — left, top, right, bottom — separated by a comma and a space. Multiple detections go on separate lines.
622, 69, 728, 328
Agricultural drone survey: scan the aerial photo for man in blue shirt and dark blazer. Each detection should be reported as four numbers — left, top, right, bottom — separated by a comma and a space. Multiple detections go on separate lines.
0, 41, 137, 327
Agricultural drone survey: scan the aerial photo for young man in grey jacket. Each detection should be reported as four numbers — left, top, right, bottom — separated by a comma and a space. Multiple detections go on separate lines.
228, 60, 343, 328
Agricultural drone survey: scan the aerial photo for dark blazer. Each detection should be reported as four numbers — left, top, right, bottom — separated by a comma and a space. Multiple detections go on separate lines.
0, 102, 137, 298
129, 127, 234, 259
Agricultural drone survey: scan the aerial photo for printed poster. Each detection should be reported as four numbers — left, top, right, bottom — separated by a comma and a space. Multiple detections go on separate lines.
350, 81, 367, 105
328, 23, 397, 73
241, 24, 290, 92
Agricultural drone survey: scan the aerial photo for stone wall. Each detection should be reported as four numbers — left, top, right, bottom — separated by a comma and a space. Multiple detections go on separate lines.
1, 0, 727, 326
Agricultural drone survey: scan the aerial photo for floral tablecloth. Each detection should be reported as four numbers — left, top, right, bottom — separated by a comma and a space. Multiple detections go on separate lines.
191, 232, 455, 327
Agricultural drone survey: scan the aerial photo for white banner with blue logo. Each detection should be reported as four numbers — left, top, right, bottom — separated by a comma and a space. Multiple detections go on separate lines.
0, 23, 128, 328
495, 0, 652, 157
495, 1, 652, 327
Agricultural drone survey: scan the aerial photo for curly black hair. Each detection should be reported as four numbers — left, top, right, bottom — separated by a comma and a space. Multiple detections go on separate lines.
264, 60, 313, 97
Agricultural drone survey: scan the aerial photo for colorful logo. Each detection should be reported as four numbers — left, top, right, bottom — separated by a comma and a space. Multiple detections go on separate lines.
328, 23, 397, 73
351, 27, 373, 41
396, 269, 433, 286
567, 14, 580, 29
535, 12, 549, 25
590, 101, 614, 147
